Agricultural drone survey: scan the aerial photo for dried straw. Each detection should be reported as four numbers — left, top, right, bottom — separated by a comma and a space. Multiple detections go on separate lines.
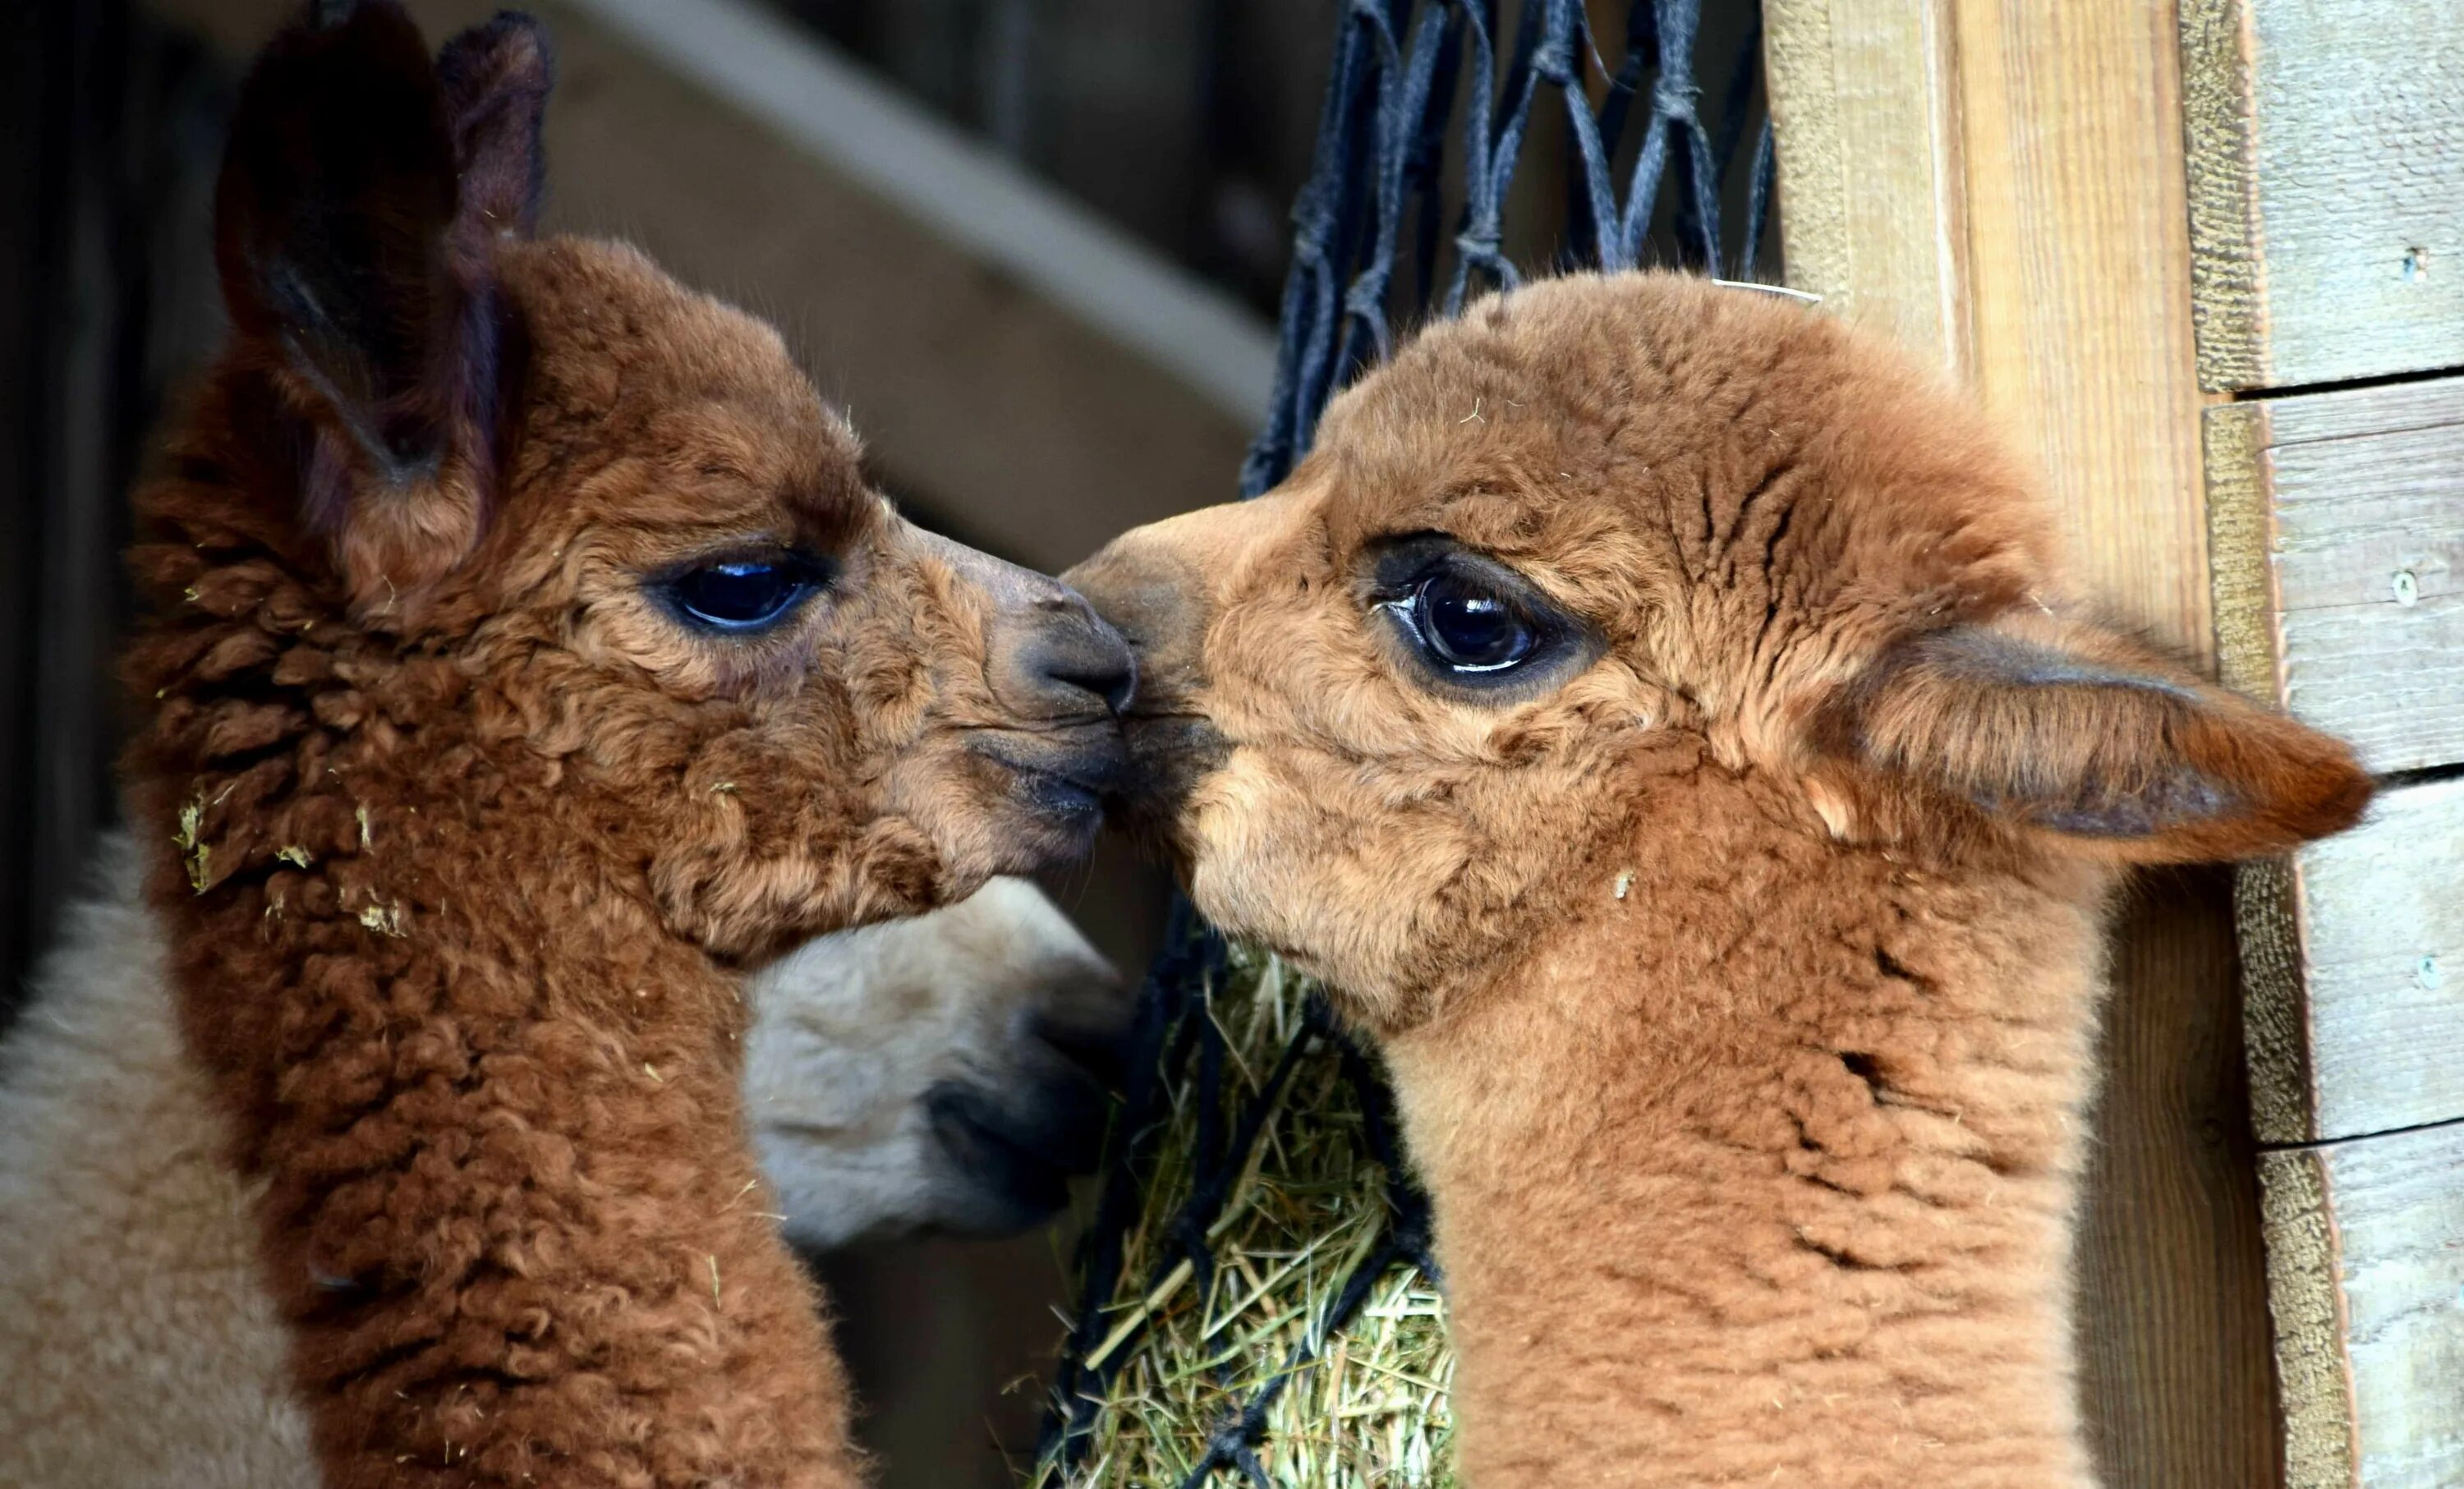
1031, 945, 1457, 1488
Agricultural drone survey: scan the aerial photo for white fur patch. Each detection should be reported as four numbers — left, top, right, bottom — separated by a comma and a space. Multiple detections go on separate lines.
747, 875, 1118, 1248
0, 835, 314, 1488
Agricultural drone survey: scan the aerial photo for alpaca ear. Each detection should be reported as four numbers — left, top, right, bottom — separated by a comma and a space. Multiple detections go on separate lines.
1810, 615, 2373, 862
212, 2, 549, 612
437, 12, 554, 246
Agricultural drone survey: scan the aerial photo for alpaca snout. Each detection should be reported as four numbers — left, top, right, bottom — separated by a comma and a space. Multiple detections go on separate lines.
1064, 538, 1202, 712
919, 526, 1137, 728
922, 1027, 1118, 1234
1006, 594, 1137, 724
907, 525, 1137, 861
968, 585, 1135, 830
1065, 533, 1231, 857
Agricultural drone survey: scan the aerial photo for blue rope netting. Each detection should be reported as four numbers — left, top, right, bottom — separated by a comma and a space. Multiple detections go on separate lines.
1043, 3, 1772, 1482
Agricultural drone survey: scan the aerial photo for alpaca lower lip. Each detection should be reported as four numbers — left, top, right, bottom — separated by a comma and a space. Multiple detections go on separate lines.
969, 731, 1127, 823
1114, 713, 1228, 807
1015, 768, 1105, 819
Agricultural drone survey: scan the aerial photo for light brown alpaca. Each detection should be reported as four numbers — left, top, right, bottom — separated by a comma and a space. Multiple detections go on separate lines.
116, 6, 1129, 1486
1068, 273, 2370, 1487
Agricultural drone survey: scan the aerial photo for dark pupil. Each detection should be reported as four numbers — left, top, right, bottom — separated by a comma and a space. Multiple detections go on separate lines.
1418, 572, 1531, 669
677, 561, 798, 627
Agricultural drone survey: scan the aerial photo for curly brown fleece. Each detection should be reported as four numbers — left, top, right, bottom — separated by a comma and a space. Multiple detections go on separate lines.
118, 7, 1124, 1486
1069, 273, 2369, 1487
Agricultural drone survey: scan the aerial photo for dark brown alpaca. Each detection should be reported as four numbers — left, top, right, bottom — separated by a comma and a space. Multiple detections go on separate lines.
1069, 273, 2369, 1487
122, 7, 1129, 1486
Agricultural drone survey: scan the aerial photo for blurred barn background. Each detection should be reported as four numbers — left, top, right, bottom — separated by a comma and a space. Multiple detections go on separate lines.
0, 2, 1765, 1485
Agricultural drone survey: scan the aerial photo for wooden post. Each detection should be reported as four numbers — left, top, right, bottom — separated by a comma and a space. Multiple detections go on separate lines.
1776, 2, 2464, 1483
1760, 0, 1971, 377
1765, 4, 2274, 1486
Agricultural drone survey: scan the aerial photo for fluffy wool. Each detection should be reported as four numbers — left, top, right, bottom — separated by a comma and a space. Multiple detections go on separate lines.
0, 845, 1116, 1489
98, 6, 1130, 1484
1069, 271, 2369, 1487
0, 834, 305, 1489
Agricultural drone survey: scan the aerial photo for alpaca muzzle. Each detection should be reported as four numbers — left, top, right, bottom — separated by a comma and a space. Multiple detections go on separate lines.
1064, 531, 1233, 866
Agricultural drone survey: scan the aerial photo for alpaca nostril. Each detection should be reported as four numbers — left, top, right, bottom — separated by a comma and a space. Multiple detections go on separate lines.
1024, 614, 1136, 719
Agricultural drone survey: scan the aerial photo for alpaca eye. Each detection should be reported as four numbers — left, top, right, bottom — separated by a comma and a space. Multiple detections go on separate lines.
1368, 535, 1594, 696
666, 557, 825, 632
1411, 570, 1536, 673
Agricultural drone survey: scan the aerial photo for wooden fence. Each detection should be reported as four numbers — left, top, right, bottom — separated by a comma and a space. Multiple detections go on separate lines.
1768, 3, 2464, 1485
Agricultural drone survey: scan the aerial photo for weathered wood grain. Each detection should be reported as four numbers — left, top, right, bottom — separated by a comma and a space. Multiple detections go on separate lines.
2205, 376, 2464, 774
2259, 1120, 2464, 1489
1763, 0, 1972, 378
2257, 1139, 2354, 1489
1771, 2, 2276, 1482
2177, 0, 2464, 391
2239, 775, 2464, 1145
1945, 16, 2271, 1468
1952, 0, 2218, 660
2081, 868, 2282, 1489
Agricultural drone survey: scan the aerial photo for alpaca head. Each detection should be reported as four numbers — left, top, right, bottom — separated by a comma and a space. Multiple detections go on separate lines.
144, 2, 1130, 958
1069, 272, 2369, 1032
747, 876, 1128, 1245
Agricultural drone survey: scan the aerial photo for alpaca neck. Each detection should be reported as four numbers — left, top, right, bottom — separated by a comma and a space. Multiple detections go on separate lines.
1382, 823, 2112, 1489
128, 546, 860, 1486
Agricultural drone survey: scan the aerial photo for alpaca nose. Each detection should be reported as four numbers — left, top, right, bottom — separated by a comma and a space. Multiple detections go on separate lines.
1016, 595, 1136, 719
1063, 534, 1203, 710
904, 526, 1136, 725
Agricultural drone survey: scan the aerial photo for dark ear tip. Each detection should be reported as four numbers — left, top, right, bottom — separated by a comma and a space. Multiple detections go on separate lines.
230, 0, 436, 133
294, 0, 418, 43
2279, 739, 2375, 842
2202, 714, 2374, 857
218, 0, 448, 243
434, 11, 556, 241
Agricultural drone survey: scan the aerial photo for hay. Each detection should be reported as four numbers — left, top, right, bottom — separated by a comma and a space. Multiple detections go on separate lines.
1032, 944, 1457, 1489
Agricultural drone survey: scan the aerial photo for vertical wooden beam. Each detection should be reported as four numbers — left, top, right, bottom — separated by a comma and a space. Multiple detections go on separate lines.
1944, 16, 2275, 1482
1950, 0, 2214, 655
1764, 0, 1972, 376
1764, 5, 2274, 1486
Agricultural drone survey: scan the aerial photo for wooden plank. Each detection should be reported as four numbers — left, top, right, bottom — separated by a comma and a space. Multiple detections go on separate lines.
1947, 17, 2265, 1478
1768, 3, 2273, 1482
2178, 0, 2464, 391
2081, 870, 2283, 1489
2259, 1120, 2464, 1489
567, 0, 1273, 426
146, 0, 1262, 577
2240, 776, 2464, 1144
1763, 0, 1971, 378
2206, 377, 2464, 774
1952, 0, 2217, 659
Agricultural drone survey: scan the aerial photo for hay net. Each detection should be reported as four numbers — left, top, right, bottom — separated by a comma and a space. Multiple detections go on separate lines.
1039, 2, 1773, 1484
